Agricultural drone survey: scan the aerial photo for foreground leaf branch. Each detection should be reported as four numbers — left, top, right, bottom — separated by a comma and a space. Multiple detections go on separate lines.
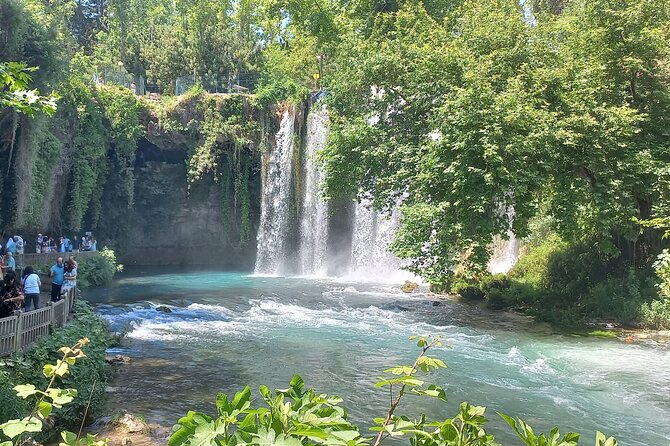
0, 338, 107, 446
168, 336, 618, 446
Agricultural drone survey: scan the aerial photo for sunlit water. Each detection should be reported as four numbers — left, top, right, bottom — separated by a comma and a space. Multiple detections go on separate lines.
85, 269, 670, 445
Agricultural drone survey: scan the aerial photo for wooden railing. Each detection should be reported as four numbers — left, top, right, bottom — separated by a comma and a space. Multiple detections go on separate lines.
0, 288, 77, 356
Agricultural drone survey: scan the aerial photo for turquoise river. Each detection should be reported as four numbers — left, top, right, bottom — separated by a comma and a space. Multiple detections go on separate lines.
86, 269, 670, 445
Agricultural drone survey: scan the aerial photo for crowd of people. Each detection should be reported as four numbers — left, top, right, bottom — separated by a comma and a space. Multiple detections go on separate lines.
0, 233, 97, 255
0, 257, 78, 318
35, 234, 97, 253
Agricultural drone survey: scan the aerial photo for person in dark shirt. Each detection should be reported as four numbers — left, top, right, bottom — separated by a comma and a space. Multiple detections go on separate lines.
1, 270, 24, 318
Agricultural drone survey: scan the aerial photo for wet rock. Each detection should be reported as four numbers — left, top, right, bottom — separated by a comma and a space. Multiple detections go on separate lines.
115, 413, 146, 433
432, 301, 442, 307
106, 355, 132, 364
401, 281, 419, 293
156, 306, 172, 313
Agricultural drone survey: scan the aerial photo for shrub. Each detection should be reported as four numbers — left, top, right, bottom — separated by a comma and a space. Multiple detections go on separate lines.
77, 247, 122, 288
428, 277, 451, 294
0, 338, 107, 446
0, 367, 27, 423
477, 274, 511, 309
0, 301, 110, 432
451, 279, 484, 301
641, 298, 670, 329
507, 234, 566, 288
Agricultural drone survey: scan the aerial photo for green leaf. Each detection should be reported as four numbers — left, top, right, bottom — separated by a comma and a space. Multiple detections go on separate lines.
232, 386, 252, 411
0, 416, 43, 438
47, 388, 77, 406
60, 430, 78, 446
291, 428, 328, 439
375, 376, 424, 388
383, 366, 414, 376
38, 401, 53, 419
13, 384, 39, 399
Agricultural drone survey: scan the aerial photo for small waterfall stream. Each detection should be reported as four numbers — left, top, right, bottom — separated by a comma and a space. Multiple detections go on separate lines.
487, 207, 520, 274
254, 109, 296, 275
349, 200, 406, 280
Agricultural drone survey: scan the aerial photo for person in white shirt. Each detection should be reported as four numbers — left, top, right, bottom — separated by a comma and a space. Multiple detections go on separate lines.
16, 236, 24, 255
21, 266, 41, 311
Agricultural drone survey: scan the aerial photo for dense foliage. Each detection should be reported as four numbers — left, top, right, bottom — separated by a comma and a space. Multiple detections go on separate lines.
0, 338, 107, 446
319, 0, 670, 285
0, 302, 109, 432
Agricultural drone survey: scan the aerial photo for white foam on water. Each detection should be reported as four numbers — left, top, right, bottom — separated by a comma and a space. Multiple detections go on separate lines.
521, 358, 555, 375
127, 319, 247, 342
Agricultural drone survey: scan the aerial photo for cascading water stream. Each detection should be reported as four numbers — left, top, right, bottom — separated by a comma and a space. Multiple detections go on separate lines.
254, 109, 296, 275
349, 199, 409, 281
488, 207, 520, 274
297, 108, 329, 276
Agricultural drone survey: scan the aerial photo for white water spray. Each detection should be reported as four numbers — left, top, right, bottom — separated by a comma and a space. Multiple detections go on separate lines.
349, 199, 411, 281
487, 207, 520, 274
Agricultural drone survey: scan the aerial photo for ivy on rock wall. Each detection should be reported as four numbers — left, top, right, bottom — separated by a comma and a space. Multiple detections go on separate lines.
177, 92, 261, 249
25, 120, 63, 228
55, 81, 144, 233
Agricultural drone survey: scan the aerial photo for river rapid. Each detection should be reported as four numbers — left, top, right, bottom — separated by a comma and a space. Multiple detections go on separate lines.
86, 269, 670, 445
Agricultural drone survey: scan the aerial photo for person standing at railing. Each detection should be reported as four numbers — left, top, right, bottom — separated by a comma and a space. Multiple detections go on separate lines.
16, 235, 24, 255
50, 257, 65, 302
36, 234, 43, 253
21, 266, 41, 311
6, 252, 15, 270
6, 237, 16, 255
61, 259, 77, 294
0, 270, 24, 318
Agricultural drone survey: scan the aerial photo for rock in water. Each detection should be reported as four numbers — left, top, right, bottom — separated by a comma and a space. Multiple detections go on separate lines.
116, 413, 146, 433
401, 281, 419, 293
105, 355, 132, 364
156, 306, 172, 313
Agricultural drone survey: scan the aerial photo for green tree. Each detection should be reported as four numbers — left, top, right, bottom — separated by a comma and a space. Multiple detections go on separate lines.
321, 0, 670, 283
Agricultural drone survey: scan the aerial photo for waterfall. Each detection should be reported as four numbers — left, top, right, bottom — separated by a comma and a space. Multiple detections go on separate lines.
254, 104, 411, 282
254, 109, 296, 275
487, 208, 520, 274
297, 108, 329, 276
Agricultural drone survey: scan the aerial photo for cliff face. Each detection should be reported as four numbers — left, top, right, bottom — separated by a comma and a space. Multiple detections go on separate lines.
116, 140, 261, 268
0, 89, 269, 267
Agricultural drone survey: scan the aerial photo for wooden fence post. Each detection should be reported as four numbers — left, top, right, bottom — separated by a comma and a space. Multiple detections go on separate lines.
63, 292, 69, 323
13, 310, 23, 352
48, 302, 55, 331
